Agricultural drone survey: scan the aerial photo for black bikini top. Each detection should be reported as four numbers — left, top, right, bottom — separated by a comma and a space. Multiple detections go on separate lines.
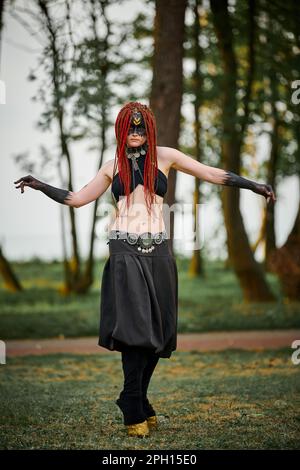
111, 153, 168, 203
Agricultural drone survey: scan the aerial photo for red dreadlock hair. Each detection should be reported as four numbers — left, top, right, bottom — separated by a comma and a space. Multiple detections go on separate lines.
111, 101, 158, 216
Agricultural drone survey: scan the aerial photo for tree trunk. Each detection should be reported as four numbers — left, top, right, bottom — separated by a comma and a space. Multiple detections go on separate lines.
268, 187, 300, 299
38, 0, 81, 290
251, 205, 267, 253
264, 78, 279, 271
0, 246, 23, 292
210, 0, 275, 301
189, 0, 205, 277
78, 3, 110, 293
268, 101, 300, 299
150, 0, 188, 256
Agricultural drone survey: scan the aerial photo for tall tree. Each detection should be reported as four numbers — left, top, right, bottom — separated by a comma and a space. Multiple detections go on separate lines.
10, 0, 150, 293
188, 0, 205, 277
250, 0, 297, 270
150, 0, 188, 255
210, 0, 275, 301
268, 0, 300, 299
37, 0, 81, 292
69, 0, 117, 292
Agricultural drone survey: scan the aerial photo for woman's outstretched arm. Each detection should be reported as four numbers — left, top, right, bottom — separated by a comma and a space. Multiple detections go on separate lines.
166, 147, 276, 204
14, 160, 113, 208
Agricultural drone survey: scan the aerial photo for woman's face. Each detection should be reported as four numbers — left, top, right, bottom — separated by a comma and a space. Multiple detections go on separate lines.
126, 126, 147, 148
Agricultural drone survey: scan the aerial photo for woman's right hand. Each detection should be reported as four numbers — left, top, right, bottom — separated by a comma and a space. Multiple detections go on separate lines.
14, 175, 43, 193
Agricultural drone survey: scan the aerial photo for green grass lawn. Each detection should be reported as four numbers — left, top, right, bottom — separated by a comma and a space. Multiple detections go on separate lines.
0, 349, 299, 449
0, 257, 299, 340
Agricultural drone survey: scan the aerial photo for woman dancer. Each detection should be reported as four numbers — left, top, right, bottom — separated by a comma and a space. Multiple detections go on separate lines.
14, 101, 276, 438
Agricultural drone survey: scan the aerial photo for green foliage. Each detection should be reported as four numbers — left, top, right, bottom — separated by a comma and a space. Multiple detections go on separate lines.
183, 0, 300, 179
0, 258, 299, 340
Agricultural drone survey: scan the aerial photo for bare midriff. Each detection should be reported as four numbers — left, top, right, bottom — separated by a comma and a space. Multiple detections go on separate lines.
107, 184, 167, 235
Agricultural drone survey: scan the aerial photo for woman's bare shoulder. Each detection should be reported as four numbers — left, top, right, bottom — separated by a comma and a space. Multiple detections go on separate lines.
102, 159, 117, 183
157, 146, 177, 172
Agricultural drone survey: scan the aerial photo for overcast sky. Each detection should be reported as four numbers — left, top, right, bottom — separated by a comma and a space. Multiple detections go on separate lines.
1, 1, 299, 262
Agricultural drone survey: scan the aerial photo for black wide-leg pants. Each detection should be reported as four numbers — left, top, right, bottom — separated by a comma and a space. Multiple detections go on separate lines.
98, 233, 178, 424
99, 233, 178, 358
116, 346, 160, 425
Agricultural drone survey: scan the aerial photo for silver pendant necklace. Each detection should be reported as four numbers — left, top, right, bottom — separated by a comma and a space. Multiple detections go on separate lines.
125, 143, 148, 201
125, 143, 147, 165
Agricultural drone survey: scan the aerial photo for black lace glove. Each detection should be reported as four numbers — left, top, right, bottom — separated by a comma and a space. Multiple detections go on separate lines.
14, 175, 74, 205
223, 171, 276, 204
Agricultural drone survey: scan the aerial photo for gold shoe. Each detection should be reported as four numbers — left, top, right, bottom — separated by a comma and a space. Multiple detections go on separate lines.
147, 415, 158, 428
126, 419, 149, 437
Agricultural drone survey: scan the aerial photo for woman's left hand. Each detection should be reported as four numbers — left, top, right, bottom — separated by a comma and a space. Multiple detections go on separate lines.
252, 183, 276, 204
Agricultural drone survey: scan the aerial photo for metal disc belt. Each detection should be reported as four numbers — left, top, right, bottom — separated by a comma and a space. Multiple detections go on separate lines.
108, 230, 168, 253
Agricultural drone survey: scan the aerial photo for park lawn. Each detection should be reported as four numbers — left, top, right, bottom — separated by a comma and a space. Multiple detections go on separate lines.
0, 348, 299, 450
0, 257, 299, 340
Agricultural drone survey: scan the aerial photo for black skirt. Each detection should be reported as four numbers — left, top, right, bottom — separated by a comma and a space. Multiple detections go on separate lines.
98, 234, 178, 358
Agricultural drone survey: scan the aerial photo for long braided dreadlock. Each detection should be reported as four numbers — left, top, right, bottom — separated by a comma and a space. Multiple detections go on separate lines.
111, 101, 159, 216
